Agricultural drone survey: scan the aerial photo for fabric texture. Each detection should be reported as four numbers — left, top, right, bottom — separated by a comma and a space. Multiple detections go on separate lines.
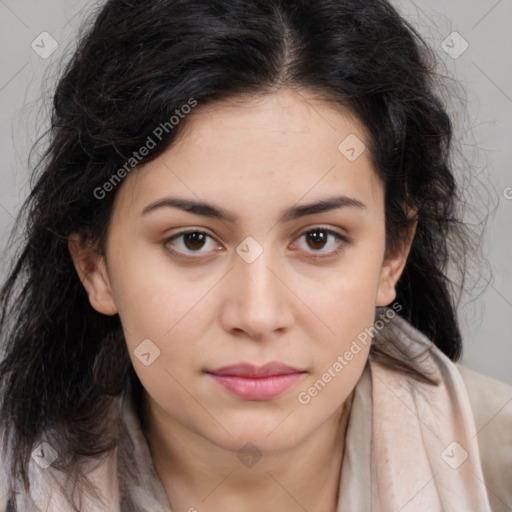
456, 364, 512, 512
1, 310, 511, 511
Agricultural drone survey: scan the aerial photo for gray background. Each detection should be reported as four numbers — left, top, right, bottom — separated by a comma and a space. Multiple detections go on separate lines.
0, 1, 511, 384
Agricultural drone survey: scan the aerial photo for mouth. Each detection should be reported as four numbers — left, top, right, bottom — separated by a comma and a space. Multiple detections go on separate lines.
205, 362, 306, 400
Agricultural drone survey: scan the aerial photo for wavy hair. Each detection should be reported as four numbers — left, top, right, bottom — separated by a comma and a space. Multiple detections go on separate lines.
0, 0, 487, 509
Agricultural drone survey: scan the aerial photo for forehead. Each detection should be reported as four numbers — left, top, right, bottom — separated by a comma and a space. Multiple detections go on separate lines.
115, 88, 383, 219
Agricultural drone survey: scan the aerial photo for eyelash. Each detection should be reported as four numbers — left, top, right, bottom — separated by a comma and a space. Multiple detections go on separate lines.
163, 227, 349, 260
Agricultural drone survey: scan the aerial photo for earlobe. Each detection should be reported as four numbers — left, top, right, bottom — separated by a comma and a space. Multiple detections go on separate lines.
376, 212, 418, 307
375, 258, 402, 307
68, 234, 118, 316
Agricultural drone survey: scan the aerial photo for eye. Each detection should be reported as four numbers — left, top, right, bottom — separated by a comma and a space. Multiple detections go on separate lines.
292, 227, 348, 258
163, 230, 221, 258
163, 226, 348, 260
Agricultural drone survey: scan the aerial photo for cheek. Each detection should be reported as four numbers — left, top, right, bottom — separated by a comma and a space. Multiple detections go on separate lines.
112, 263, 210, 409
105, 244, 207, 376
301, 254, 383, 335
294, 252, 382, 400
293, 271, 378, 414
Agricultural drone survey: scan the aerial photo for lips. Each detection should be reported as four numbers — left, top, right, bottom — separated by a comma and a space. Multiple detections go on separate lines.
208, 362, 303, 378
206, 362, 306, 400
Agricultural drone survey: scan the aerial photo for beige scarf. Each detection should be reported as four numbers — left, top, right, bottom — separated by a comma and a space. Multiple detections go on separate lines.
1, 310, 492, 511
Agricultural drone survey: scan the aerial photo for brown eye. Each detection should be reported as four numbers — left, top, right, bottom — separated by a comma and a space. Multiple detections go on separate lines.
294, 227, 348, 257
305, 229, 329, 250
182, 232, 208, 251
163, 230, 221, 257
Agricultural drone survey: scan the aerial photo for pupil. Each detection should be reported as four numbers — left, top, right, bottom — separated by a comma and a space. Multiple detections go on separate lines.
185, 232, 206, 250
308, 230, 327, 250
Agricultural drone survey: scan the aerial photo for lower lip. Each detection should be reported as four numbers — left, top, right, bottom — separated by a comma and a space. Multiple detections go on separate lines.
208, 373, 304, 400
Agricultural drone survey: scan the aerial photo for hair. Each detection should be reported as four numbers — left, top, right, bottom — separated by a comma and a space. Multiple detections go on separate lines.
0, 0, 489, 509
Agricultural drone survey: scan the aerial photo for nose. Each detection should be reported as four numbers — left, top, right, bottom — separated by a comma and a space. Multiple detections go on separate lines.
220, 245, 294, 340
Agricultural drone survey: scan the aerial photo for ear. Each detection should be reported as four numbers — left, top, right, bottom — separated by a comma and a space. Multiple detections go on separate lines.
68, 233, 118, 316
376, 210, 418, 307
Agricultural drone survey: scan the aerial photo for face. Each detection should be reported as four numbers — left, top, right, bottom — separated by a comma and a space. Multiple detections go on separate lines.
70, 87, 412, 455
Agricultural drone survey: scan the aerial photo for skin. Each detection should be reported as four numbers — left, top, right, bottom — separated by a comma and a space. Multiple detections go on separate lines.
69, 87, 416, 512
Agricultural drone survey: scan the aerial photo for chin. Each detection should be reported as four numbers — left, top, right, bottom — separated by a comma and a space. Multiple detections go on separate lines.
207, 419, 307, 455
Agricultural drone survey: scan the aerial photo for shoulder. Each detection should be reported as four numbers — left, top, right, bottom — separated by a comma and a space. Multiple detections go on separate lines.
0, 439, 12, 512
0, 463, 15, 512
455, 363, 512, 512
0, 496, 14, 512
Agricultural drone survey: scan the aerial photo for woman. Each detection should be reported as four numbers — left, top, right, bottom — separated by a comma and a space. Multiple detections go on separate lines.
0, 0, 511, 511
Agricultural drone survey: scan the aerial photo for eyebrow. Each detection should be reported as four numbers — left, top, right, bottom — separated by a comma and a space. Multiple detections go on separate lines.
141, 194, 366, 223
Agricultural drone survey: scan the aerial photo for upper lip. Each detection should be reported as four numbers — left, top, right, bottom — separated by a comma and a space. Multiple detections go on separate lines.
207, 362, 304, 378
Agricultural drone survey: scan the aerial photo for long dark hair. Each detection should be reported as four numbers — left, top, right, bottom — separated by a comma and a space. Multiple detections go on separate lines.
0, 0, 487, 509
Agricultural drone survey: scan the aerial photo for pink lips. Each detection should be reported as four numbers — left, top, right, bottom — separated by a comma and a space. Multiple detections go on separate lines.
207, 362, 305, 400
